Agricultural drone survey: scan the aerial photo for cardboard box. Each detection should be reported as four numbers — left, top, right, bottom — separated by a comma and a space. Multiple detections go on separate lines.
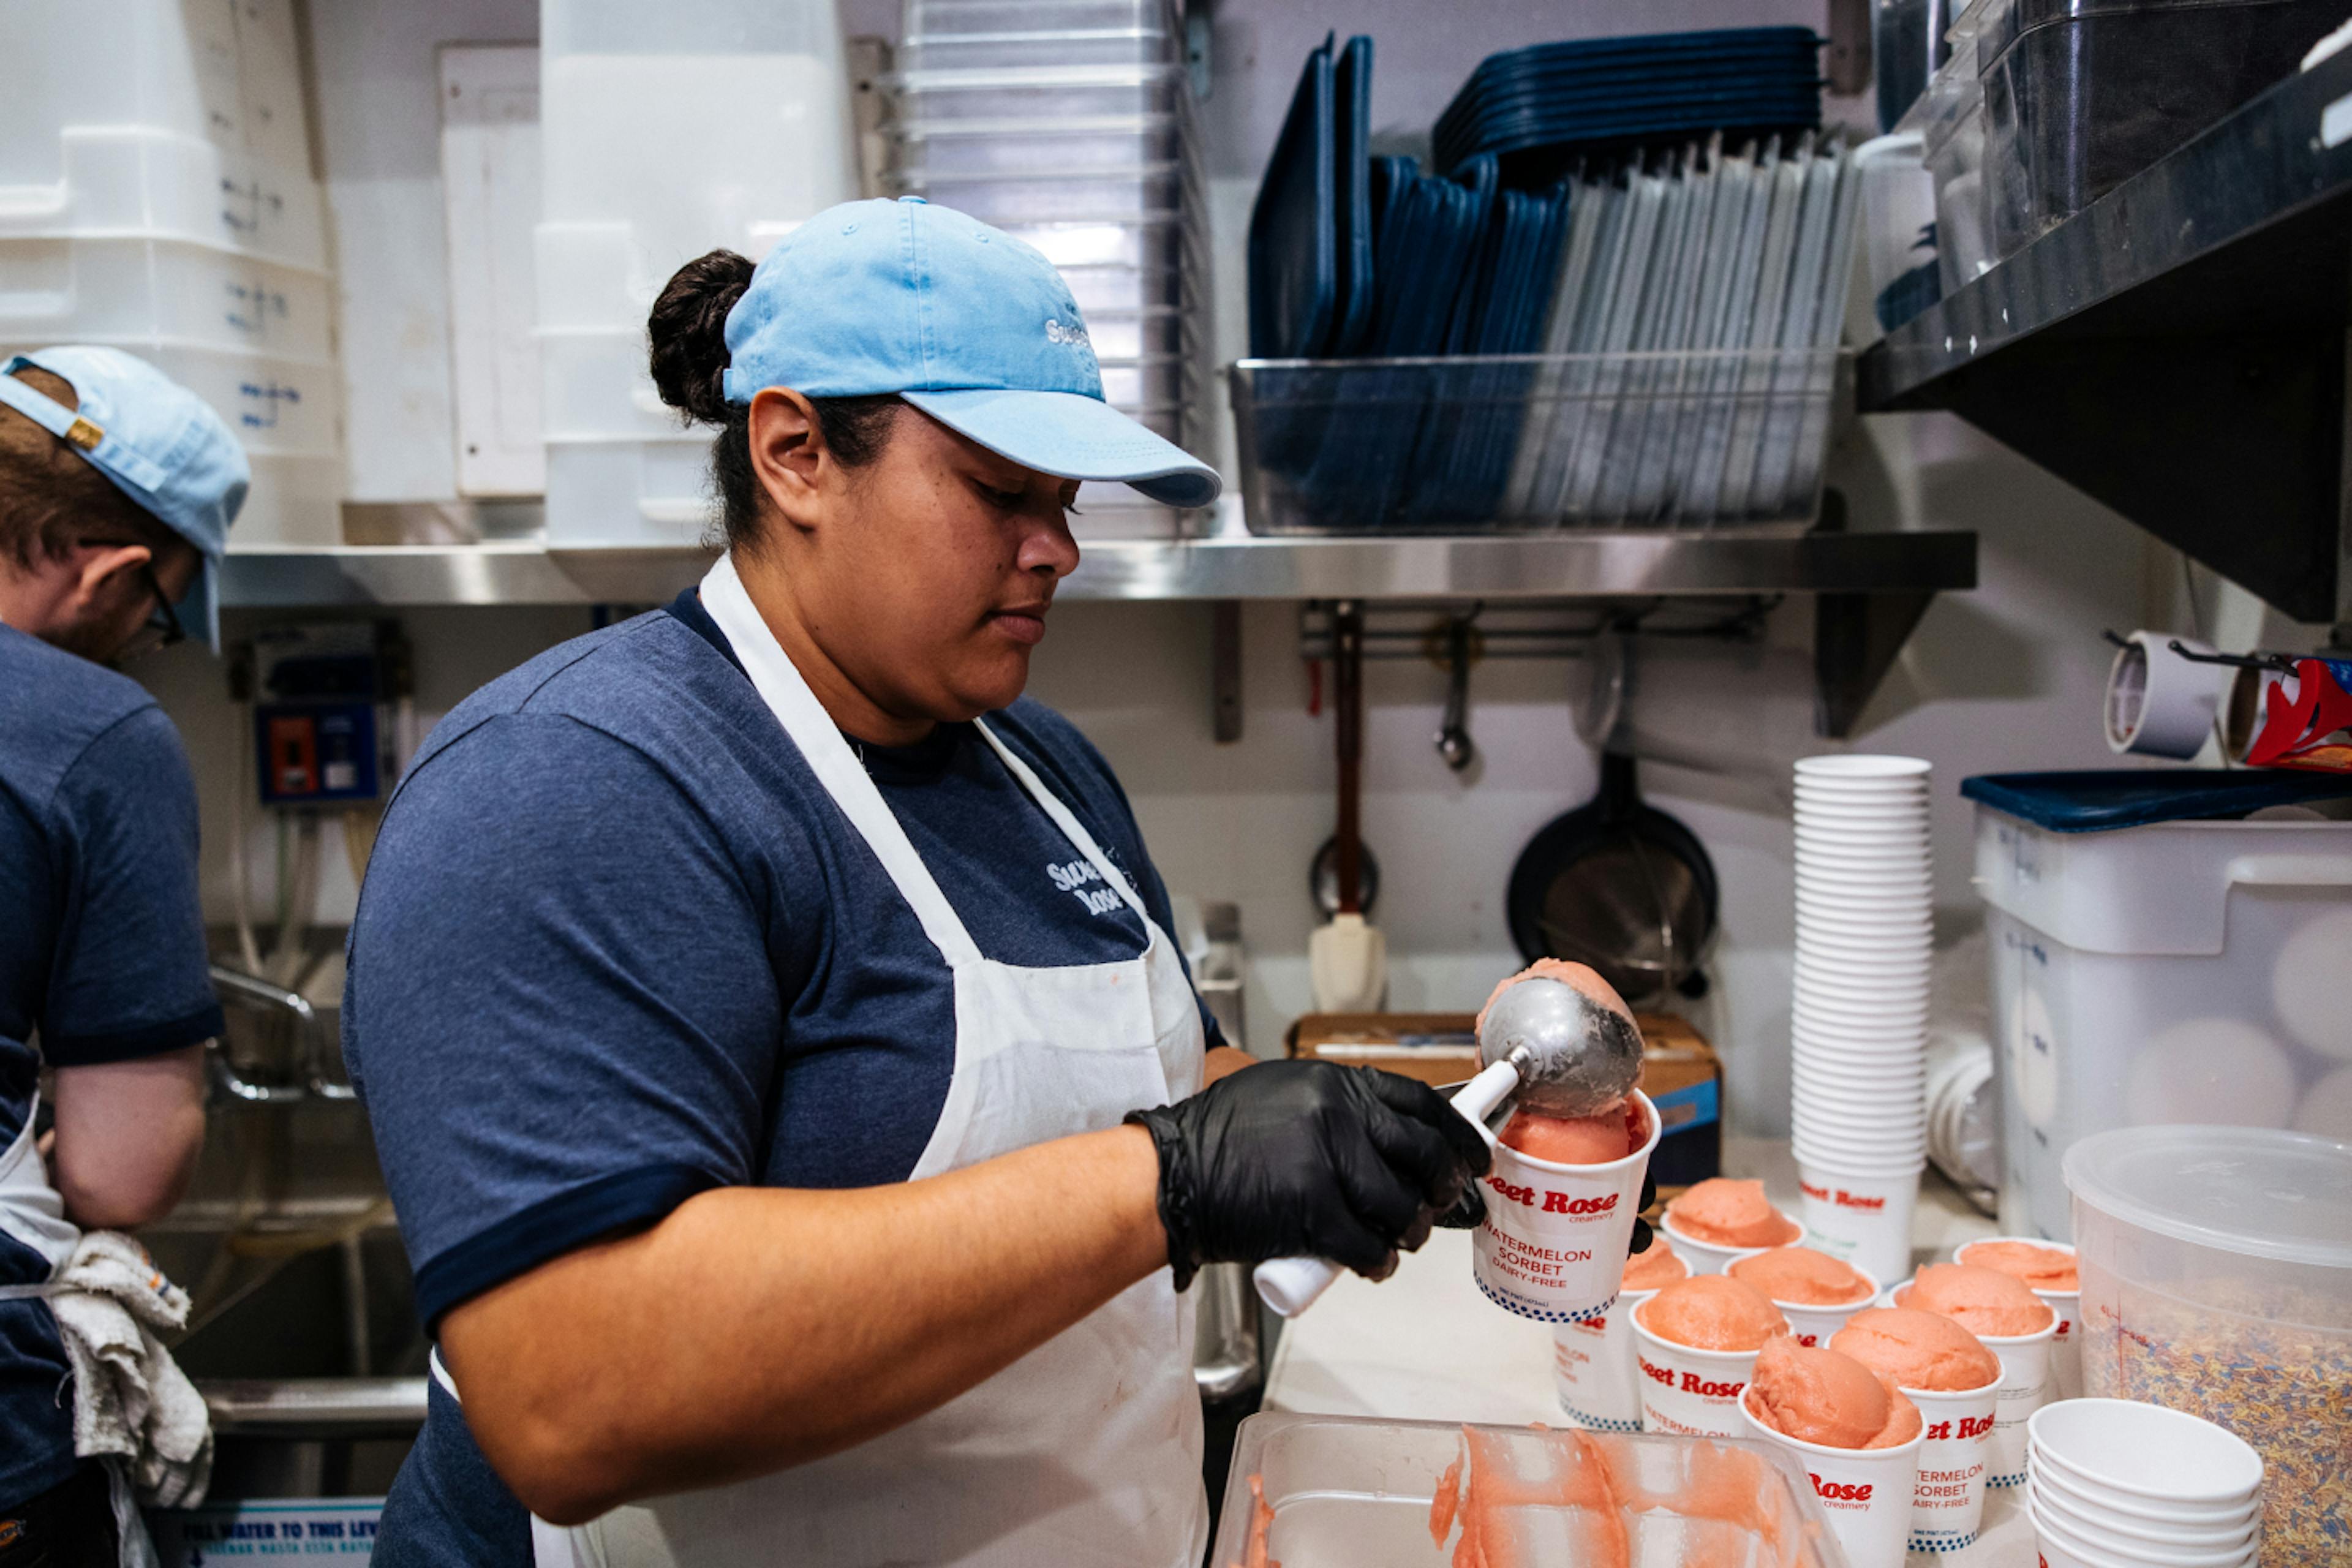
1287, 1011, 1722, 1190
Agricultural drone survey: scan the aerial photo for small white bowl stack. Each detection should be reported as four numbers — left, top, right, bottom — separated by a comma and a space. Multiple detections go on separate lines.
2027, 1399, 2265, 1568
1789, 754, 1932, 1286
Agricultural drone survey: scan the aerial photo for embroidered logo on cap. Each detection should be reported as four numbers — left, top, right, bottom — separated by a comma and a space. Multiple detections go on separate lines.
1043, 318, 1092, 352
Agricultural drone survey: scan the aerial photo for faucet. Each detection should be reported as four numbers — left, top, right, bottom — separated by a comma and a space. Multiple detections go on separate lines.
206, 965, 358, 1104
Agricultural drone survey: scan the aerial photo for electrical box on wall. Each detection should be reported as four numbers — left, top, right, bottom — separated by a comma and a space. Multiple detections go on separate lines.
251, 624, 392, 807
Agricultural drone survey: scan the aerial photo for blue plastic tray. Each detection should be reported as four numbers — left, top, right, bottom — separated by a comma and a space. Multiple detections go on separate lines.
1332, 35, 1376, 355
1959, 769, 2352, 832
1248, 36, 1336, 358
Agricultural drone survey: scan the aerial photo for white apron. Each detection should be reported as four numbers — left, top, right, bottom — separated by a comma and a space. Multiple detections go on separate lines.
0, 1099, 155, 1568
452, 553, 1208, 1568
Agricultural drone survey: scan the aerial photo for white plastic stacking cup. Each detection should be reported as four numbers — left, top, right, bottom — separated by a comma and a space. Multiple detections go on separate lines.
1657, 1210, 1806, 1276
2029, 1453, 2260, 1536
1628, 1305, 1774, 1437
1900, 1368, 2002, 1553
1738, 1386, 1924, 1568
2029, 1477, 2259, 1555
1890, 1281, 2054, 1488
2030, 1493, 2258, 1568
1954, 1236, 2081, 1400
1551, 1270, 1680, 1432
1469, 1090, 1661, 1322
1793, 1160, 1920, 1286
2026, 1398, 2264, 1510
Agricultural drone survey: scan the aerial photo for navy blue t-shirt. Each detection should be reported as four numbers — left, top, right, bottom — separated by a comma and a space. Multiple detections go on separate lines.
344, 593, 1219, 1562
0, 622, 221, 1510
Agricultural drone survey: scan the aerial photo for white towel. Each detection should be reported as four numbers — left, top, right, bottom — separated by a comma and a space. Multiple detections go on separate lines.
43, 1231, 213, 1510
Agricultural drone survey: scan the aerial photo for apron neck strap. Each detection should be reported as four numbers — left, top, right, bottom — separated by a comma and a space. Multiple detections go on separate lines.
970, 720, 1151, 926
699, 555, 984, 968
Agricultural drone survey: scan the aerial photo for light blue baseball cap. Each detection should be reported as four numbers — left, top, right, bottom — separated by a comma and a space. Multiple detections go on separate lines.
0, 345, 248, 652
721, 196, 1220, 508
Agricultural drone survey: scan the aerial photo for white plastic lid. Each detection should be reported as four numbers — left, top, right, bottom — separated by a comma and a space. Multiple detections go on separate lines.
2064, 1126, 2352, 1270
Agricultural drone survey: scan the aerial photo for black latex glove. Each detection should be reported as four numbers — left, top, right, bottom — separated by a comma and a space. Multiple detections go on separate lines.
1629, 1173, 1659, 1256
1126, 1060, 1493, 1289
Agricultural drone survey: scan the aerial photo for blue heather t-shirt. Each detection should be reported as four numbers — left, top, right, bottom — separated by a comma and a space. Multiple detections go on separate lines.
0, 622, 221, 1510
344, 592, 1220, 1563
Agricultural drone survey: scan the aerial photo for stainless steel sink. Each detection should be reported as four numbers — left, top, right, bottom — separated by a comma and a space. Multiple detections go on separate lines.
162, 971, 1262, 1502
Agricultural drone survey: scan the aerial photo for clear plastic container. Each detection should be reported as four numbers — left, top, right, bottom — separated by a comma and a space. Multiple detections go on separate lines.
883, 63, 1193, 123
888, 166, 1191, 223
1847, 132, 1939, 342
227, 452, 345, 546
904, 0, 1182, 39
884, 118, 1185, 176
897, 31, 1175, 73
1978, 0, 2342, 256
1210, 1412, 1849, 1568
1923, 99, 1991, 294
1230, 350, 1841, 535
2064, 1126, 2352, 1568
0, 0, 312, 188
1973, 802, 2352, 1242
544, 436, 715, 546
0, 235, 331, 356
0, 127, 330, 268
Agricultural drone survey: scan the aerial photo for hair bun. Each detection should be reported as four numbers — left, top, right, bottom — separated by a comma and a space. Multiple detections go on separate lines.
647, 249, 755, 426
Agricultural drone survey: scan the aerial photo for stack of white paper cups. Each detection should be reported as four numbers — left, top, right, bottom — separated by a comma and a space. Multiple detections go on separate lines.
1790, 755, 1932, 1285
2027, 1400, 2264, 1568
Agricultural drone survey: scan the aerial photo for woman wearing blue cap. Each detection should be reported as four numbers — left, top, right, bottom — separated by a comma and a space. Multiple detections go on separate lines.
344, 197, 1490, 1567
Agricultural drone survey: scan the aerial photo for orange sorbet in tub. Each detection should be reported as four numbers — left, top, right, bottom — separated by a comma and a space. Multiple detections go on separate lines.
1897, 1263, 2054, 1338
1636, 1275, 1789, 1352
1747, 1335, 1923, 1450
1662, 1178, 1802, 1268
1729, 1246, 1875, 1306
1954, 1240, 2077, 1293
1829, 1308, 2002, 1392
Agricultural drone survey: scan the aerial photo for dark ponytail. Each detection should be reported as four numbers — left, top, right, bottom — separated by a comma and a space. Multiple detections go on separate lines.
648, 248, 902, 552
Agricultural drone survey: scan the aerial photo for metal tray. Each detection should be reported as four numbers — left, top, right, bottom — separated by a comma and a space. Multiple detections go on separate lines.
1212, 1412, 1851, 1568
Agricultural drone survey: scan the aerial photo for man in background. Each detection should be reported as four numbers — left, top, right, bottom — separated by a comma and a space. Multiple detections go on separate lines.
0, 348, 246, 1566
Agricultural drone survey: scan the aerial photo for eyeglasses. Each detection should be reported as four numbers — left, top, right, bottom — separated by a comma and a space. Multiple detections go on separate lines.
75, 537, 186, 656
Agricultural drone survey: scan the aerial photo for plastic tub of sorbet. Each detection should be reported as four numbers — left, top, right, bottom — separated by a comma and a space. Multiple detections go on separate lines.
1211, 1411, 1852, 1568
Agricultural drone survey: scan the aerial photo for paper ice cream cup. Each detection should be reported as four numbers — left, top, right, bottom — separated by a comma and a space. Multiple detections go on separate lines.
2029, 1493, 2259, 1568
1890, 1283, 2056, 1488
1471, 1090, 1660, 1323
1763, 1264, 1881, 1351
2029, 1477, 2260, 1555
1657, 1210, 1806, 1276
1953, 1237, 2081, 1400
1628, 1308, 1766, 1438
1899, 1369, 2002, 1553
1738, 1386, 1924, 1568
1793, 1160, 1920, 1286
1551, 1284, 1660, 1432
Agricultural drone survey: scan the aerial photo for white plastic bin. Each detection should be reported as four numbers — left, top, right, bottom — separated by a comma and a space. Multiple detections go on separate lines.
540, 0, 856, 248
1973, 797, 2352, 1240
227, 451, 344, 545
0, 0, 311, 189
544, 436, 716, 546
1, 337, 340, 456
0, 127, 329, 269
0, 236, 331, 355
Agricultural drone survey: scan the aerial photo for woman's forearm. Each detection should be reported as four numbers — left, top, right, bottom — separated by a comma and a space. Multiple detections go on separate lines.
440, 1123, 1169, 1523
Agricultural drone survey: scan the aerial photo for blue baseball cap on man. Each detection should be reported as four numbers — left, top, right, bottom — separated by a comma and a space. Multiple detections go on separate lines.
721, 196, 1221, 508
0, 345, 249, 652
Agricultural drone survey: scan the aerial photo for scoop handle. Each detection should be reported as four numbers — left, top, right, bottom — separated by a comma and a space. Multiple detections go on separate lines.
1251, 1058, 1521, 1317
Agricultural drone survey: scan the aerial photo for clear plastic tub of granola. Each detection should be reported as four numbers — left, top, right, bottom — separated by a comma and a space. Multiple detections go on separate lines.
2064, 1126, 2352, 1567
1212, 1412, 1851, 1567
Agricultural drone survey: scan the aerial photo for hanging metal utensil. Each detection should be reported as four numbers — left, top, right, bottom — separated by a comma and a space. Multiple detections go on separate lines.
1309, 601, 1385, 1010
1434, 612, 1477, 771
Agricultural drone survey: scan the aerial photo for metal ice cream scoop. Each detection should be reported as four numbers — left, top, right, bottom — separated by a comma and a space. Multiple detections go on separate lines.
1253, 975, 1643, 1319
1476, 974, 1645, 1120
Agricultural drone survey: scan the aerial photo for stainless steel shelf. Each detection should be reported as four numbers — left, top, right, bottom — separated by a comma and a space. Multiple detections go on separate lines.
219, 529, 1975, 608
1858, 49, 2352, 624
